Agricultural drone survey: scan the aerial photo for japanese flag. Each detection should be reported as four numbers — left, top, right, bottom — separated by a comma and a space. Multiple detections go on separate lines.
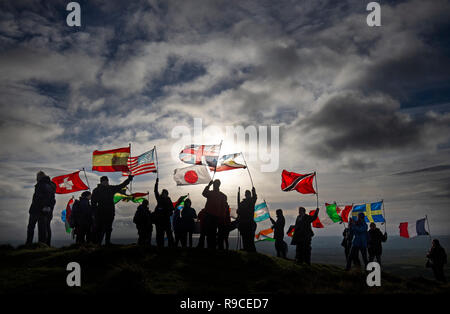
173, 165, 211, 186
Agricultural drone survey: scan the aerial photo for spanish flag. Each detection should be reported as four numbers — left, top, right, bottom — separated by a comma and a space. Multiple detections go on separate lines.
92, 146, 130, 172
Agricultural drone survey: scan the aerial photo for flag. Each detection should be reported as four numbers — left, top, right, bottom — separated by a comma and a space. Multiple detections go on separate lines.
399, 218, 429, 238
212, 153, 246, 172
255, 233, 276, 242
255, 227, 274, 240
351, 201, 385, 223
122, 148, 157, 176
281, 170, 316, 194
92, 146, 130, 172
173, 165, 211, 185
173, 195, 189, 211
254, 201, 270, 222
309, 209, 334, 228
52, 171, 89, 194
325, 203, 342, 223
179, 144, 220, 168
64, 197, 74, 234
113, 192, 148, 204
287, 225, 295, 237
338, 205, 353, 223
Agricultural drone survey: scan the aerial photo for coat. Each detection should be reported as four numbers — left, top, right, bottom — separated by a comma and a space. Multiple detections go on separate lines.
291, 211, 318, 245
350, 220, 368, 248
29, 176, 56, 214
91, 177, 132, 216
153, 182, 174, 224
270, 216, 285, 240
367, 228, 387, 255
427, 246, 448, 267
71, 198, 93, 228
202, 187, 228, 220
133, 204, 153, 231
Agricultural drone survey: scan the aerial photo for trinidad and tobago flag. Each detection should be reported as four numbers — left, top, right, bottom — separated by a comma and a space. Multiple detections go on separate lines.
281, 170, 316, 194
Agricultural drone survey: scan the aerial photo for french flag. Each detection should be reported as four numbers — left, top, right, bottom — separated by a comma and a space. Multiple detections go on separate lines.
399, 218, 429, 238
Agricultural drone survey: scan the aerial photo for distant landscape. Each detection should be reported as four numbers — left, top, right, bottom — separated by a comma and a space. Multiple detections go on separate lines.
2, 235, 448, 281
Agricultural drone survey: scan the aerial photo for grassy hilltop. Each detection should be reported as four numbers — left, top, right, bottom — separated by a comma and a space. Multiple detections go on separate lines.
0, 244, 448, 295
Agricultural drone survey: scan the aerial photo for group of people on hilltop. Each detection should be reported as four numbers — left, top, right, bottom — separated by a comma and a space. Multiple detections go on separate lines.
342, 212, 389, 271
26, 171, 447, 282
26, 171, 133, 246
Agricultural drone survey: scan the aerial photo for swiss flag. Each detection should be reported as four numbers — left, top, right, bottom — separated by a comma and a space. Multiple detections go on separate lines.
52, 171, 89, 194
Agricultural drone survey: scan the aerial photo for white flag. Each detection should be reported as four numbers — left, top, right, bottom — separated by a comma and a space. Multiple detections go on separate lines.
173, 165, 211, 186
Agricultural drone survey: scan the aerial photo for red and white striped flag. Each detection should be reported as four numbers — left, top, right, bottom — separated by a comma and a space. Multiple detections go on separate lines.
122, 148, 157, 176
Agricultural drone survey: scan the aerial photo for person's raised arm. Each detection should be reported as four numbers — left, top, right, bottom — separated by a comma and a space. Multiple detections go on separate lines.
310, 207, 319, 222
114, 175, 133, 193
251, 187, 257, 203
237, 187, 240, 205
202, 180, 213, 198
154, 178, 160, 200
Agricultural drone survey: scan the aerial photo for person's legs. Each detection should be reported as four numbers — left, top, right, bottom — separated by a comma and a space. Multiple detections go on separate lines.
104, 214, 114, 245
205, 215, 217, 249
165, 221, 174, 247
360, 247, 368, 267
155, 224, 164, 248
346, 246, 357, 270
305, 238, 312, 265
45, 214, 52, 246
26, 213, 39, 245
188, 231, 193, 248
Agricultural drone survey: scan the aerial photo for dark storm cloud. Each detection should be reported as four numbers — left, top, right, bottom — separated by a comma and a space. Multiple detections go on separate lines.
299, 92, 450, 158
393, 165, 450, 176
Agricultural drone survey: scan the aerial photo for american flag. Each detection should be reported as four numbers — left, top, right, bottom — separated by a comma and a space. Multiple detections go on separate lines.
122, 148, 157, 176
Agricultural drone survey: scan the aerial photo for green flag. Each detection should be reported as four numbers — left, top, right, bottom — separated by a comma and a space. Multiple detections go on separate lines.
326, 203, 342, 223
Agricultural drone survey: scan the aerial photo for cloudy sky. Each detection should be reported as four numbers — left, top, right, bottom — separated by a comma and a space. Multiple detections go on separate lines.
0, 0, 449, 243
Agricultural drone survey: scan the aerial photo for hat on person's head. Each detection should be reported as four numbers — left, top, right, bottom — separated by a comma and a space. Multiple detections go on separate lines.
36, 171, 46, 181
100, 176, 109, 182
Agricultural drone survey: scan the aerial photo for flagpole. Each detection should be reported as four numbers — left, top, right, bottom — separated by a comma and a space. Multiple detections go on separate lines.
82, 168, 91, 191
382, 199, 387, 233
425, 215, 432, 240
129, 143, 132, 193
154, 145, 159, 179
314, 171, 319, 209
241, 151, 254, 188
211, 140, 223, 181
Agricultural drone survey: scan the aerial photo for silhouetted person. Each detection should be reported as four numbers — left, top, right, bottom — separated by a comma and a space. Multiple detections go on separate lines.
91, 175, 133, 245
181, 199, 197, 248
26, 171, 56, 246
367, 222, 387, 265
236, 186, 257, 252
270, 209, 287, 258
345, 213, 368, 271
133, 199, 153, 246
342, 219, 360, 267
173, 205, 184, 247
196, 209, 206, 248
291, 207, 319, 265
427, 239, 447, 282
153, 178, 175, 248
202, 180, 229, 250
71, 191, 94, 244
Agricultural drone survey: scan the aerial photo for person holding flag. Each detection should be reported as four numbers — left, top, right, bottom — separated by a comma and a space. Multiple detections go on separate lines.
345, 212, 369, 271
291, 206, 319, 265
270, 209, 287, 259
202, 179, 229, 250
236, 186, 258, 252
91, 175, 133, 245
153, 178, 175, 248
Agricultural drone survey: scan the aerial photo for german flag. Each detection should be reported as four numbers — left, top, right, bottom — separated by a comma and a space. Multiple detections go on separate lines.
92, 146, 130, 172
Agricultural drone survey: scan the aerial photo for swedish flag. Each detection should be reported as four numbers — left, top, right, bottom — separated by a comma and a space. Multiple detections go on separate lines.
351, 201, 385, 223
